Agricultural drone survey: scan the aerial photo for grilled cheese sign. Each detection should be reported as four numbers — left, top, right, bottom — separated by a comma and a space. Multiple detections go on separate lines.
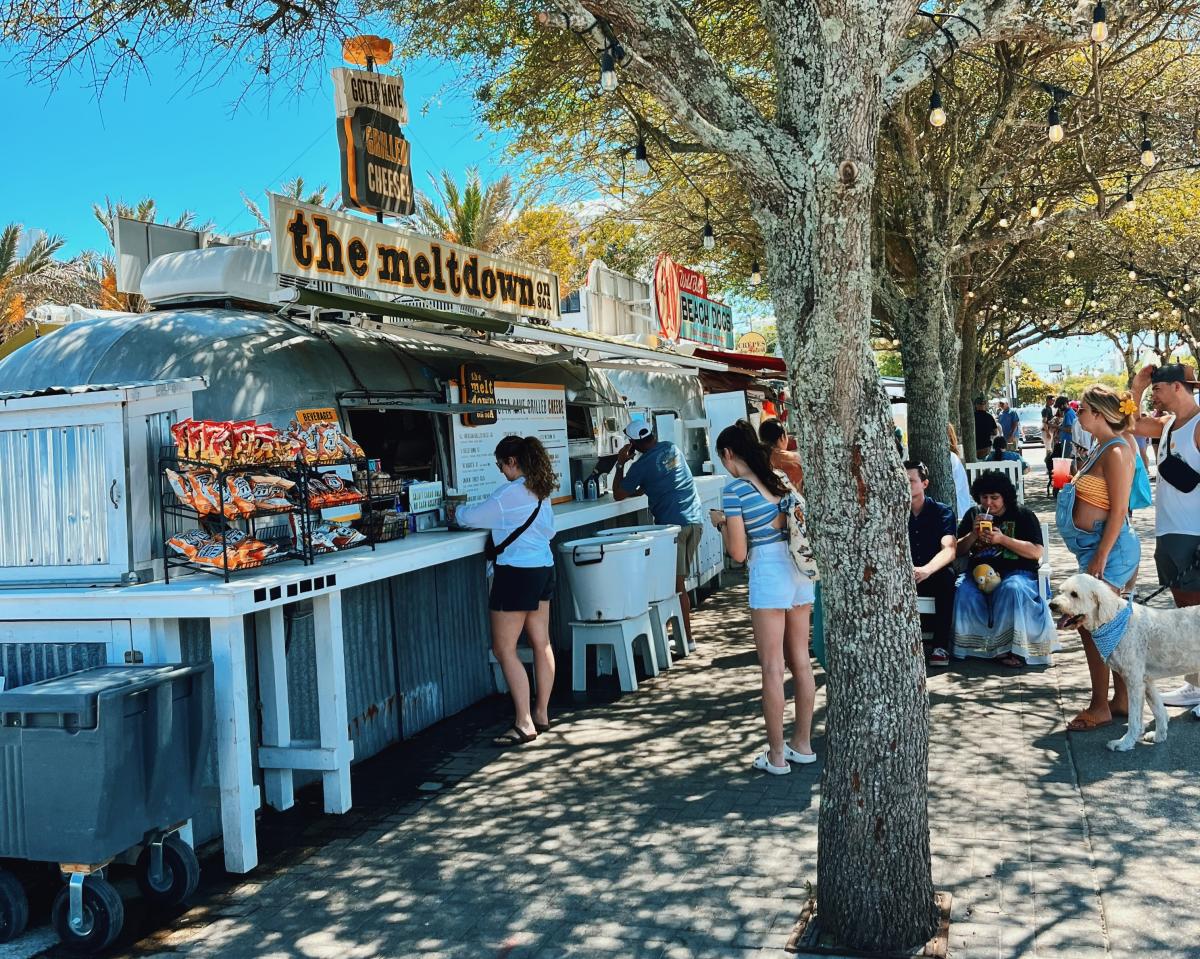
269, 196, 561, 322
333, 67, 414, 215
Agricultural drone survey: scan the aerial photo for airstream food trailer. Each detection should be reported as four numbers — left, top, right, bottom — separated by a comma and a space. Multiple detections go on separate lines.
0, 211, 729, 874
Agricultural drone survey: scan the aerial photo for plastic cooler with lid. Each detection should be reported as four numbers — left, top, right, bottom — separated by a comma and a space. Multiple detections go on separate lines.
0, 663, 212, 953
592, 525, 681, 602
557, 533, 652, 620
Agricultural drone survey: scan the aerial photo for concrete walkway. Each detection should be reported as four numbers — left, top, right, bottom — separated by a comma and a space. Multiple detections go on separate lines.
22, 473, 1200, 959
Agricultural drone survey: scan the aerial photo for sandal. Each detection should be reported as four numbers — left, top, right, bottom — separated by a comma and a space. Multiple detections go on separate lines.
784, 744, 817, 765
493, 726, 537, 747
752, 751, 791, 776
996, 654, 1024, 669
1066, 710, 1112, 732
533, 721, 551, 733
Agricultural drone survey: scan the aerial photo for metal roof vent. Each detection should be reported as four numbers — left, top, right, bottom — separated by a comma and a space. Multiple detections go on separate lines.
140, 245, 277, 308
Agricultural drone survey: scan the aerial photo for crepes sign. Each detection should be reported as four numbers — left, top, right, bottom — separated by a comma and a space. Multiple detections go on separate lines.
269, 196, 562, 322
332, 67, 415, 216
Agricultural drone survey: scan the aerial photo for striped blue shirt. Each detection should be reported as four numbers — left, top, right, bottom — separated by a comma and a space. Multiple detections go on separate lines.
721, 477, 785, 547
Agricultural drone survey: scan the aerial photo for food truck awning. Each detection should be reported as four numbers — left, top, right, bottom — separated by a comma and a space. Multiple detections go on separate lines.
691, 346, 787, 375
277, 285, 730, 372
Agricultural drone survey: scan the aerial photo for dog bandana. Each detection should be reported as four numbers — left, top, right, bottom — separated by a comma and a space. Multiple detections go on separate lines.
1092, 596, 1134, 661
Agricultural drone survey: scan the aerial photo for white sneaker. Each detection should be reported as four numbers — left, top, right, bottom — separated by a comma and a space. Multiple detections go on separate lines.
1161, 682, 1200, 707
1192, 705, 1200, 720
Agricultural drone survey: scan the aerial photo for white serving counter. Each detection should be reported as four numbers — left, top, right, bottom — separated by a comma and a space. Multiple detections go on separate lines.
0, 476, 727, 876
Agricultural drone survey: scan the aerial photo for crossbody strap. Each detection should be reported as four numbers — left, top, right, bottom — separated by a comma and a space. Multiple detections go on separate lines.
490, 500, 544, 558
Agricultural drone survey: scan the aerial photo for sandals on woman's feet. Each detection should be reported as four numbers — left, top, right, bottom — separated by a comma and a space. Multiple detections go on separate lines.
996, 654, 1024, 669
784, 744, 817, 765
492, 726, 537, 747
1066, 710, 1112, 732
533, 721, 551, 733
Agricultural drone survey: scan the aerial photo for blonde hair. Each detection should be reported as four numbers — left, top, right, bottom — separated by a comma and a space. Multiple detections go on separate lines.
1081, 385, 1133, 431
946, 422, 962, 458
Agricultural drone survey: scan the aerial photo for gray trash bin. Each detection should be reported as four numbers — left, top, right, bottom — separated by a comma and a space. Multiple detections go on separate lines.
0, 663, 212, 952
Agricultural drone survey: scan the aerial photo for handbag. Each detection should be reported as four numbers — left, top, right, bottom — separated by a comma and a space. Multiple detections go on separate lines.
1159, 421, 1200, 493
778, 477, 820, 581
1129, 452, 1153, 510
484, 500, 544, 561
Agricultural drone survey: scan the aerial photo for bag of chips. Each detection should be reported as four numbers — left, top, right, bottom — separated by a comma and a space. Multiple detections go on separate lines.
330, 525, 367, 549
166, 528, 210, 558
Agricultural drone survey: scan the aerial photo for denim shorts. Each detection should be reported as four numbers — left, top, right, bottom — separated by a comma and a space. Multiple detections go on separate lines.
747, 541, 816, 610
1061, 517, 1141, 590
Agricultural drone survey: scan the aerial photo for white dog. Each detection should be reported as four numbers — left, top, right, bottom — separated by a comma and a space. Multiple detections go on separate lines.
1050, 573, 1200, 751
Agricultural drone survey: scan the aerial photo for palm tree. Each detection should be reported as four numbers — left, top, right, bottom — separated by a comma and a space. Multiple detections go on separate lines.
242, 177, 332, 231
0, 224, 103, 339
89, 197, 213, 312
408, 168, 516, 252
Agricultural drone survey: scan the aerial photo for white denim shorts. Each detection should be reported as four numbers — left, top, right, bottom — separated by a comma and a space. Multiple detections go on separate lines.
747, 541, 816, 610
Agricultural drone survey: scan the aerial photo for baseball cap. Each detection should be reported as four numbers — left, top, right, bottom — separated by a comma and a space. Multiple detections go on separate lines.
624, 418, 653, 440
973, 395, 986, 405
1151, 364, 1200, 387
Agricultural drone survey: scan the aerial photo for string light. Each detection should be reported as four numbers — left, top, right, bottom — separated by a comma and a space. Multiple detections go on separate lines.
633, 136, 649, 176
599, 50, 619, 92
1124, 173, 1136, 210
750, 261, 762, 286
928, 81, 947, 128
1140, 112, 1156, 167
1066, 235, 1076, 260
1090, 2, 1109, 43
702, 200, 715, 250
1129, 269, 1138, 281
998, 215, 1009, 228
1048, 104, 1064, 142
1030, 198, 1042, 218
1021, 296, 1030, 305
966, 290, 975, 299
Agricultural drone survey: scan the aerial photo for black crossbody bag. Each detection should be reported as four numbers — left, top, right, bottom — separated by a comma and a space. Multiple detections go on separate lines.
484, 500, 544, 561
1159, 421, 1200, 494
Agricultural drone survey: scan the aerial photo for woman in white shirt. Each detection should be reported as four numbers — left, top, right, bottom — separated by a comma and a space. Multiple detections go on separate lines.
454, 435, 558, 747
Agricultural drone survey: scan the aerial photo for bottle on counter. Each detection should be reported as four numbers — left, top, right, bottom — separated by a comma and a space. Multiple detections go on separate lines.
574, 479, 585, 502
586, 477, 598, 500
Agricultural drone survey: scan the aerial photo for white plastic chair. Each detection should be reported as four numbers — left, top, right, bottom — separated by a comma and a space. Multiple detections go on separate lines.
964, 459, 1025, 504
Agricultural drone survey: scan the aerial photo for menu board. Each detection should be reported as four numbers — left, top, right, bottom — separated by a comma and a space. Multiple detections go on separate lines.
448, 380, 572, 504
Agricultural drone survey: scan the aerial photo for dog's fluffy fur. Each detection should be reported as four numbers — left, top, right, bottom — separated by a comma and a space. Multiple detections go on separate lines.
1050, 573, 1200, 751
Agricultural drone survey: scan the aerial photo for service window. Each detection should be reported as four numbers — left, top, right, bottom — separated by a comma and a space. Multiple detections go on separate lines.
346, 408, 438, 479
565, 403, 593, 441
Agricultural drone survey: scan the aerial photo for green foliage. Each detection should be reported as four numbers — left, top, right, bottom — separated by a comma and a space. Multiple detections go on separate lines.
407, 167, 516, 252
1014, 365, 1053, 406
875, 351, 903, 377
1059, 372, 1127, 397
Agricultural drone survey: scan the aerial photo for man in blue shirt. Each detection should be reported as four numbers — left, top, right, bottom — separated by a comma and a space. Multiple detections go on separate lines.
614, 418, 704, 637
906, 461, 957, 667
997, 401, 1020, 451
1054, 395, 1077, 458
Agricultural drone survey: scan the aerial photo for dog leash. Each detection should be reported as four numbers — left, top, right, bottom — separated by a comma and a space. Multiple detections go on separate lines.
1135, 542, 1200, 605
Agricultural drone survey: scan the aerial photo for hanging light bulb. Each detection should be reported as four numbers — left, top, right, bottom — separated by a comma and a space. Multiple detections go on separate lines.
750, 261, 761, 286
1066, 240, 1076, 260
633, 136, 649, 176
1091, 2, 1109, 43
1065, 297, 1074, 307
1021, 296, 1030, 305
702, 221, 715, 250
1030, 199, 1042, 218
928, 83, 947, 128
966, 290, 975, 299
1185, 282, 1192, 293
1129, 269, 1138, 281
1140, 112, 1156, 166
1124, 174, 1136, 211
1048, 104, 1065, 143
998, 215, 1010, 229
1168, 289, 1176, 298
599, 51, 618, 92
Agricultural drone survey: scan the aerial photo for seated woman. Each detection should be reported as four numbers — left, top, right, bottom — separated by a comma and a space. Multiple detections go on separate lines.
984, 435, 1029, 472
953, 471, 1056, 667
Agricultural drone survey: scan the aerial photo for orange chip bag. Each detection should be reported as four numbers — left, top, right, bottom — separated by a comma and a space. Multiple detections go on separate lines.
166, 528, 210, 558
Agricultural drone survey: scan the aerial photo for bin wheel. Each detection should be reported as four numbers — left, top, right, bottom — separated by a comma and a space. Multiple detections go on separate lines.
0, 870, 29, 943
51, 875, 124, 954
136, 834, 200, 907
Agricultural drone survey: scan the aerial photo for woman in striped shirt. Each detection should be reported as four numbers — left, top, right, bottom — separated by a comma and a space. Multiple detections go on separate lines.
710, 421, 817, 776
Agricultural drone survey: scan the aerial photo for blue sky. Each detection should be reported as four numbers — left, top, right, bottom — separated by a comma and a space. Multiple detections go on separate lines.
1, 50, 520, 256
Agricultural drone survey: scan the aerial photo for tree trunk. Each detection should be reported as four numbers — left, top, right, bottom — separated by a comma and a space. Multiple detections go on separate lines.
754, 57, 938, 953
958, 310, 979, 459
895, 254, 953, 506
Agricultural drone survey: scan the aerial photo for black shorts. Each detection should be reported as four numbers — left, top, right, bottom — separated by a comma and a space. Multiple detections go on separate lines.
1155, 534, 1200, 592
490, 565, 556, 612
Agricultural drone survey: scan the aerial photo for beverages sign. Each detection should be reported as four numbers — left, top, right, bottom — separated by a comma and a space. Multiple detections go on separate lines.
269, 196, 561, 323
332, 67, 415, 216
653, 253, 733, 349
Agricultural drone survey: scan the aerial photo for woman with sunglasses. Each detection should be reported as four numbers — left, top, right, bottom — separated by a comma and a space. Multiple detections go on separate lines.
453, 435, 558, 746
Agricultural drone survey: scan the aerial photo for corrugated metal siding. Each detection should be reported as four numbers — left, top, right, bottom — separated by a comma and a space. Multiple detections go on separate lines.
389, 566, 447, 736
142, 409, 180, 560
340, 581, 401, 761
432, 560, 492, 718
0, 643, 107, 688
0, 424, 111, 567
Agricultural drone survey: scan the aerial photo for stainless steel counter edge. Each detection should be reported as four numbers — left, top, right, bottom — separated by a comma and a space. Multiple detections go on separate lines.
0, 479, 725, 620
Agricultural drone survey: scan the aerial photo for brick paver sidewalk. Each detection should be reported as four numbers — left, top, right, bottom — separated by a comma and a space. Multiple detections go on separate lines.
23, 473, 1200, 959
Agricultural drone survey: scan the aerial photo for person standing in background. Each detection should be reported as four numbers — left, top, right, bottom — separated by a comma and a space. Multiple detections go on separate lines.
998, 400, 1020, 452
973, 396, 999, 460
614, 418, 704, 639
759, 418, 803, 490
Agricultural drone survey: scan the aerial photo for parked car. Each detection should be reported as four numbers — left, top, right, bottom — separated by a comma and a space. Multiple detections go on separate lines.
1015, 406, 1045, 446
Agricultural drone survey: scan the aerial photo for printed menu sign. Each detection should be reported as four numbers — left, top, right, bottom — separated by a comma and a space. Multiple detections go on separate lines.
448, 381, 571, 505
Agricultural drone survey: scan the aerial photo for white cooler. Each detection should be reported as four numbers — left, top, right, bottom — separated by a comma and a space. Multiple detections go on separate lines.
592, 525, 681, 603
558, 534, 652, 621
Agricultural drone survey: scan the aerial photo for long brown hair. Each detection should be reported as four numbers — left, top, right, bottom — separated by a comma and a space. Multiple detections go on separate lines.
716, 420, 788, 497
495, 435, 557, 499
